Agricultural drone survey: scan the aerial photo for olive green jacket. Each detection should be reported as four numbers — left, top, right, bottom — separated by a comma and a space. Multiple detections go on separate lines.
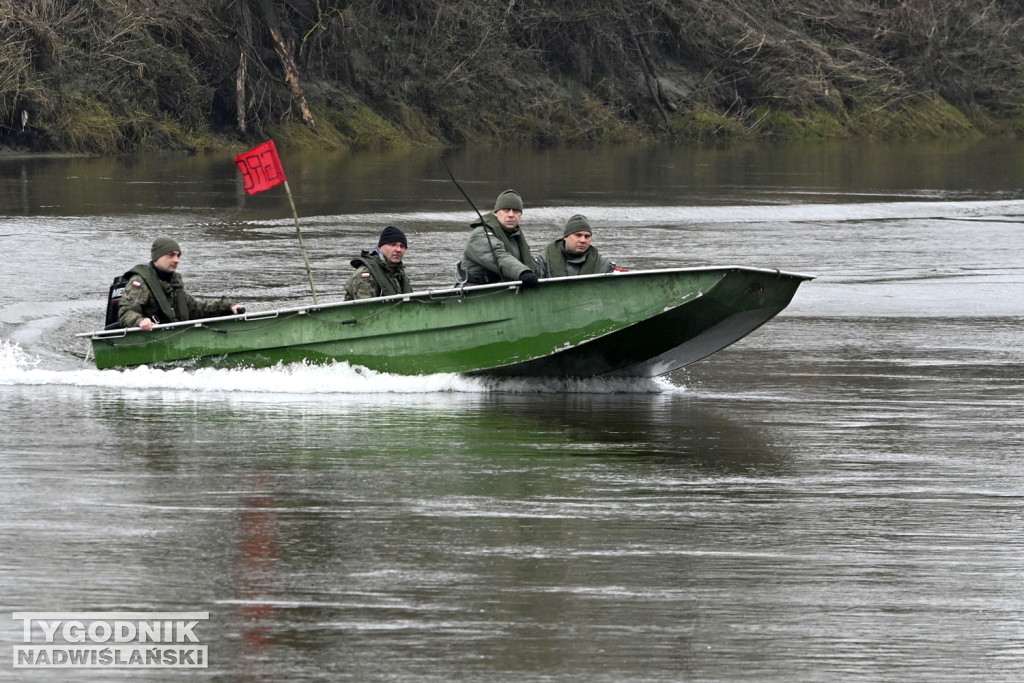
117, 263, 234, 328
460, 213, 537, 284
535, 240, 615, 278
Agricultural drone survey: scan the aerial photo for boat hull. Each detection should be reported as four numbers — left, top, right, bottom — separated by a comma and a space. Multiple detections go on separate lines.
82, 266, 812, 377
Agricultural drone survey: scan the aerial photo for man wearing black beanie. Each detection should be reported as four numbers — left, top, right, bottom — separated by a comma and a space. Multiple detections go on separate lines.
344, 226, 414, 300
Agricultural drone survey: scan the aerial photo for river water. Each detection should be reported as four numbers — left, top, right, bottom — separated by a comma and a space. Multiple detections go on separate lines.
1, 140, 1023, 681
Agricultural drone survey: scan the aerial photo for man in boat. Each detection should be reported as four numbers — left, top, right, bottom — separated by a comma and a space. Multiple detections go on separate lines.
535, 214, 621, 278
459, 189, 540, 288
344, 226, 413, 300
117, 236, 243, 331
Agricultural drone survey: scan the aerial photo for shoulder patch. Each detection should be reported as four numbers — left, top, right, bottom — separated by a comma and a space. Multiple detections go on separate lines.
131, 280, 143, 287
360, 272, 372, 278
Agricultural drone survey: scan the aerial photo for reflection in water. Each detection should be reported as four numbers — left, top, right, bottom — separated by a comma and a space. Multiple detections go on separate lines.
235, 474, 278, 675
5, 139, 1024, 219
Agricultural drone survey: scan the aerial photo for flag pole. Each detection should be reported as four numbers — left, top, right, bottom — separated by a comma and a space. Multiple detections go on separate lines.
234, 139, 317, 305
282, 180, 318, 305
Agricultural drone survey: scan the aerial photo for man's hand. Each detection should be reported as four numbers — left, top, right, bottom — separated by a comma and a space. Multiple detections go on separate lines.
139, 318, 154, 332
519, 271, 540, 289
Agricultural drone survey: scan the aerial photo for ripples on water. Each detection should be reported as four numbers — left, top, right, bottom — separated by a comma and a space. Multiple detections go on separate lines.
2, 145, 1024, 681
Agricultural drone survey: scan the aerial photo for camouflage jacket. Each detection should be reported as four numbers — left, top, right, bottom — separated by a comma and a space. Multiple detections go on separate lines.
344, 250, 412, 300
117, 263, 234, 328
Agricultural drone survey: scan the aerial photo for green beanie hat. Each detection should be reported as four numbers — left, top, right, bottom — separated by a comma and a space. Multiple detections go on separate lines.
494, 189, 523, 212
563, 214, 592, 237
151, 235, 181, 261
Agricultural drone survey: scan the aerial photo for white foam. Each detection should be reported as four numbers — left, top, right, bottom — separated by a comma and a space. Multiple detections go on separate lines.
0, 340, 681, 396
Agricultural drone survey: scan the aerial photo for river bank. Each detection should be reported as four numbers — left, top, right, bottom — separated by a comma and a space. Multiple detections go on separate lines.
2, 1, 1023, 155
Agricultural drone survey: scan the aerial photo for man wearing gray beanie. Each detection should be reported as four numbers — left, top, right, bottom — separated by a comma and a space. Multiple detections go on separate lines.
535, 214, 621, 278
345, 226, 413, 300
459, 189, 540, 288
116, 236, 243, 331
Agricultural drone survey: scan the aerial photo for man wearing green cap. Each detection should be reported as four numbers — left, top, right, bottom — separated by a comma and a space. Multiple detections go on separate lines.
345, 226, 414, 300
535, 214, 620, 278
117, 236, 243, 331
460, 189, 540, 288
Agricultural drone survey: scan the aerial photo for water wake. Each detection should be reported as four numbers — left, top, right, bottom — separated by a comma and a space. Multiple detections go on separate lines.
0, 340, 680, 396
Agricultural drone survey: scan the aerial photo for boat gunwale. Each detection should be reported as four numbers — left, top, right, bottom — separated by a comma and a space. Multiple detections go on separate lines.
76, 265, 816, 340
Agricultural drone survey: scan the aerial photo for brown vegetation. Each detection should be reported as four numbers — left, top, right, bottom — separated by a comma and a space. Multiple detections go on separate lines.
2, 0, 1023, 154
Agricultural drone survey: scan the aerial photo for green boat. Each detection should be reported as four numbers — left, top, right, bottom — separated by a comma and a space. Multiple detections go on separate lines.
78, 266, 813, 377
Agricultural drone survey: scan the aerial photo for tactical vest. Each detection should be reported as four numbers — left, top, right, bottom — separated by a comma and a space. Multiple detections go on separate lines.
467, 213, 535, 283
350, 253, 412, 296
487, 216, 534, 271
544, 241, 601, 277
126, 263, 190, 323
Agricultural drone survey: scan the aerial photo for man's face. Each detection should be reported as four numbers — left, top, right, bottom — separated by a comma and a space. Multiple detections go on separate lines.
495, 208, 522, 230
563, 231, 592, 254
153, 250, 181, 272
379, 242, 407, 264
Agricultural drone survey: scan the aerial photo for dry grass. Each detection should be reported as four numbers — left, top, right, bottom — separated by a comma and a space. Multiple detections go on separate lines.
2, 0, 1023, 152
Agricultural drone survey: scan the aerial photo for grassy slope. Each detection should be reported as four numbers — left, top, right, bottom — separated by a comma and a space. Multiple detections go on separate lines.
2, 0, 1023, 154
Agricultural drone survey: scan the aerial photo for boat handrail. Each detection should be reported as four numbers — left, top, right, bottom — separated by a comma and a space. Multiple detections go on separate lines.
76, 265, 815, 339
243, 310, 281, 321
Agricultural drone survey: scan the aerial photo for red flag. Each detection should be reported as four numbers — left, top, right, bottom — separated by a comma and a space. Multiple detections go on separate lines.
235, 140, 286, 195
